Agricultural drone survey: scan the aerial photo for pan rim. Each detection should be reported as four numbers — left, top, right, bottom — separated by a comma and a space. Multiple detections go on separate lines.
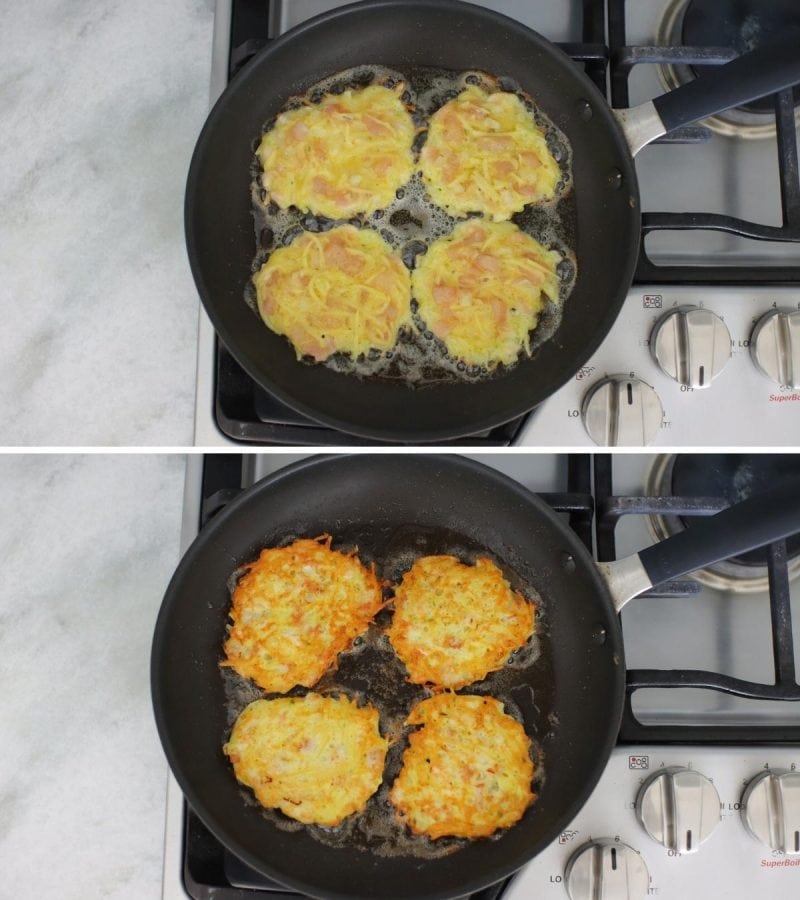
151, 453, 626, 900
184, 0, 641, 443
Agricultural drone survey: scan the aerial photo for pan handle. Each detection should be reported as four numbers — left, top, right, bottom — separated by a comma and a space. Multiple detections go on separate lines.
598, 480, 800, 613
614, 35, 800, 157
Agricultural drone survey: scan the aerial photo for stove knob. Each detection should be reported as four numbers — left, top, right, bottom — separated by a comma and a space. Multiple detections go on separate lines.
636, 767, 721, 853
581, 376, 663, 446
565, 839, 650, 900
750, 308, 800, 388
741, 770, 800, 855
651, 306, 731, 388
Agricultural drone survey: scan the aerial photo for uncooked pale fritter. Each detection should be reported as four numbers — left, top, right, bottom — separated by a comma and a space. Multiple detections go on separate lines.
389, 694, 535, 839
412, 219, 562, 368
387, 554, 535, 689
419, 84, 561, 220
224, 694, 389, 826
253, 225, 412, 362
222, 536, 383, 693
257, 84, 416, 218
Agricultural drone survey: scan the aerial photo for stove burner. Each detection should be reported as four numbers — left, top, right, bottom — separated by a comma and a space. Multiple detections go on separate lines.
670, 454, 800, 565
646, 454, 800, 592
681, 0, 800, 115
656, 0, 800, 138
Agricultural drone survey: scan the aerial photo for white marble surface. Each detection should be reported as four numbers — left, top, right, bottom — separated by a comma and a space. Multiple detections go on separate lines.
0, 1, 215, 446
0, 454, 186, 899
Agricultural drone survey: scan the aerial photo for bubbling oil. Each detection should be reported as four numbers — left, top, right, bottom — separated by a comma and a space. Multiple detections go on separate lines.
248, 64, 576, 385
222, 525, 552, 859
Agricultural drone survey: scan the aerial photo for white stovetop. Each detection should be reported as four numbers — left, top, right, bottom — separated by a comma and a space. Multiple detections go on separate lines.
0, 454, 186, 900
505, 746, 800, 900
0, 0, 213, 446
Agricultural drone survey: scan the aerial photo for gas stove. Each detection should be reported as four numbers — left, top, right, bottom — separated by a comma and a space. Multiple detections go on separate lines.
192, 0, 800, 447
160, 451, 800, 899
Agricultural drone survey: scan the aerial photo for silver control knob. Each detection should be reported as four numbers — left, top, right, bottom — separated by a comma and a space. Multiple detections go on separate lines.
741, 770, 800, 855
636, 767, 721, 853
565, 840, 649, 900
581, 376, 663, 446
651, 306, 731, 388
750, 308, 800, 388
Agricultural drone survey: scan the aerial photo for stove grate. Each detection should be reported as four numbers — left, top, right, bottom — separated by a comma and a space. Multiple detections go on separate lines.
607, 0, 800, 284
592, 454, 800, 744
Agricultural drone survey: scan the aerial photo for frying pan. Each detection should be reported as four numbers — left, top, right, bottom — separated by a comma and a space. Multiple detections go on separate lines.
185, 0, 800, 443
151, 454, 800, 900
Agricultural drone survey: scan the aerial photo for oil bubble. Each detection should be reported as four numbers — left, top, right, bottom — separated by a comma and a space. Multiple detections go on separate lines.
282, 226, 304, 246
401, 240, 428, 270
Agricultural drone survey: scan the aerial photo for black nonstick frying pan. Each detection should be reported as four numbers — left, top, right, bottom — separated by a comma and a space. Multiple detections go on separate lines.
185, 0, 800, 443
151, 455, 800, 900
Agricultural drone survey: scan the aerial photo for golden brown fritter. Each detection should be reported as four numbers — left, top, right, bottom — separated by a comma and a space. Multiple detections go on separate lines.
222, 536, 383, 693
388, 555, 535, 690
224, 694, 389, 826
389, 694, 535, 839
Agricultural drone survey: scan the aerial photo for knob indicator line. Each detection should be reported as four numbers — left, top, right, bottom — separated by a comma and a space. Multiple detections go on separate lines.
636, 768, 721, 854
741, 770, 800, 855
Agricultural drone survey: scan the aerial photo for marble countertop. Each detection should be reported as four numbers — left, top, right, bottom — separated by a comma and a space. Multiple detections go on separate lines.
0, 454, 186, 899
0, 1, 215, 446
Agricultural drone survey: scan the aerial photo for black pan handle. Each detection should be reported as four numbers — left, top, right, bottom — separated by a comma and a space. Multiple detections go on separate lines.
654, 36, 800, 133
599, 480, 800, 612
615, 36, 800, 156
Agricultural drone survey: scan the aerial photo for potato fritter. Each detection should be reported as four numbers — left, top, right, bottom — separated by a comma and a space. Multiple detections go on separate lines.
389, 694, 534, 839
257, 84, 415, 218
412, 219, 562, 368
253, 225, 412, 362
222, 536, 383, 693
419, 84, 561, 220
224, 694, 389, 826
388, 555, 535, 690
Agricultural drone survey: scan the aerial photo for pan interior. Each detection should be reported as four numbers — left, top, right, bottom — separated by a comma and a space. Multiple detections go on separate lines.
185, 0, 639, 440
248, 64, 577, 386
222, 522, 552, 859
153, 456, 624, 900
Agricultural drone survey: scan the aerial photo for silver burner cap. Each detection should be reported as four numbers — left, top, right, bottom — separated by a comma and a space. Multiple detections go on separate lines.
645, 454, 800, 593
656, 0, 800, 140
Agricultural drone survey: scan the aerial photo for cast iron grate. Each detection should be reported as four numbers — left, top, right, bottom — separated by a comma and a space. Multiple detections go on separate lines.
607, 0, 800, 284
592, 453, 800, 744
